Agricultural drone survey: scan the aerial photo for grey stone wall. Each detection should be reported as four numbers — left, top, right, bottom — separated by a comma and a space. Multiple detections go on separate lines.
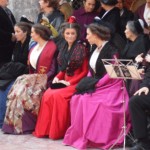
8, 0, 40, 22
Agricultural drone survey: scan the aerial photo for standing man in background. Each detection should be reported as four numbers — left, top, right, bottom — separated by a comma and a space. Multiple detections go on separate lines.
0, 0, 16, 68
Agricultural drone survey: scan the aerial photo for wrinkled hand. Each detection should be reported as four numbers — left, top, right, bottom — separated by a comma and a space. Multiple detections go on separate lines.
58, 80, 70, 86
135, 53, 144, 63
52, 77, 59, 83
134, 87, 149, 96
145, 54, 150, 63
138, 68, 145, 75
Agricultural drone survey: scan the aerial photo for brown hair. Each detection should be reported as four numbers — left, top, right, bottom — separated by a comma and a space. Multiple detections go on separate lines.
87, 23, 111, 40
43, 0, 59, 9
32, 24, 52, 40
60, 22, 80, 40
15, 22, 31, 36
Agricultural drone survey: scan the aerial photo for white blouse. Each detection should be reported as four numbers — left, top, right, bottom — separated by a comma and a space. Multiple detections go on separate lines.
89, 41, 108, 73
30, 42, 47, 69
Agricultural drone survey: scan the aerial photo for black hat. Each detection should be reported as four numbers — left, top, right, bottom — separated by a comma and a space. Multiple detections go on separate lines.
20, 15, 34, 24
100, 0, 118, 5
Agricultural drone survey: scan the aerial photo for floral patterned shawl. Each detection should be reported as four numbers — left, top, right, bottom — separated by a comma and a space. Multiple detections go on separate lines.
4, 74, 47, 134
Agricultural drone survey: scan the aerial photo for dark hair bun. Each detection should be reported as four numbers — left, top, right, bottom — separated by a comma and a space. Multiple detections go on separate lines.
93, 16, 114, 33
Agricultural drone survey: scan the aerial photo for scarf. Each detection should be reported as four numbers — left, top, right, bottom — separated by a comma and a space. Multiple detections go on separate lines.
57, 41, 86, 76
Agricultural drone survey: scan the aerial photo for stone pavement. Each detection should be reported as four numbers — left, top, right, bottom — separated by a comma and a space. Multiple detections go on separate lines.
0, 129, 129, 150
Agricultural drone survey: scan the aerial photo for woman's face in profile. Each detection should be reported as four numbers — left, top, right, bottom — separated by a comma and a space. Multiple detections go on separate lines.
86, 28, 95, 45
39, 0, 48, 10
14, 26, 27, 43
31, 27, 40, 42
64, 28, 77, 45
124, 25, 133, 40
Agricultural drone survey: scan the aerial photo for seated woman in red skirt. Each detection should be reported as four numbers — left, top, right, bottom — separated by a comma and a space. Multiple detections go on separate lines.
33, 16, 88, 139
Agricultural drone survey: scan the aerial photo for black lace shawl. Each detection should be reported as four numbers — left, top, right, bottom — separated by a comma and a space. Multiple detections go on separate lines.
57, 41, 86, 76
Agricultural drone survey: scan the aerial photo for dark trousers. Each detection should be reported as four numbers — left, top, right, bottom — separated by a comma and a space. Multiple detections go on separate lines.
129, 93, 150, 139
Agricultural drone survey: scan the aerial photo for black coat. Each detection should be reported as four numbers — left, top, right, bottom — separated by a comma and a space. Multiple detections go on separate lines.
140, 50, 150, 89
140, 67, 150, 89
0, 7, 16, 64
121, 34, 150, 60
0, 62, 26, 90
99, 7, 121, 34
99, 7, 126, 53
36, 10, 64, 33
12, 36, 30, 65
120, 8, 134, 40
0, 36, 30, 90
90, 42, 118, 79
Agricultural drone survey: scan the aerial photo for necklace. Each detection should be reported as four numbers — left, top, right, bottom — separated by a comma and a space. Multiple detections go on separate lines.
97, 45, 102, 51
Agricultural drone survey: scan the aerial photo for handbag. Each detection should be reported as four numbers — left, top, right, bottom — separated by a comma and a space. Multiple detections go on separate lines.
51, 83, 67, 89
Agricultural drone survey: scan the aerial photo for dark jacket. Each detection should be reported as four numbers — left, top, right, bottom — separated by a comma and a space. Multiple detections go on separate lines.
89, 42, 118, 79
0, 62, 26, 90
0, 7, 16, 64
121, 34, 150, 60
99, 7, 121, 34
120, 7, 134, 40
140, 66, 150, 89
12, 36, 30, 65
0, 36, 30, 90
36, 9, 64, 34
99, 7, 126, 53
